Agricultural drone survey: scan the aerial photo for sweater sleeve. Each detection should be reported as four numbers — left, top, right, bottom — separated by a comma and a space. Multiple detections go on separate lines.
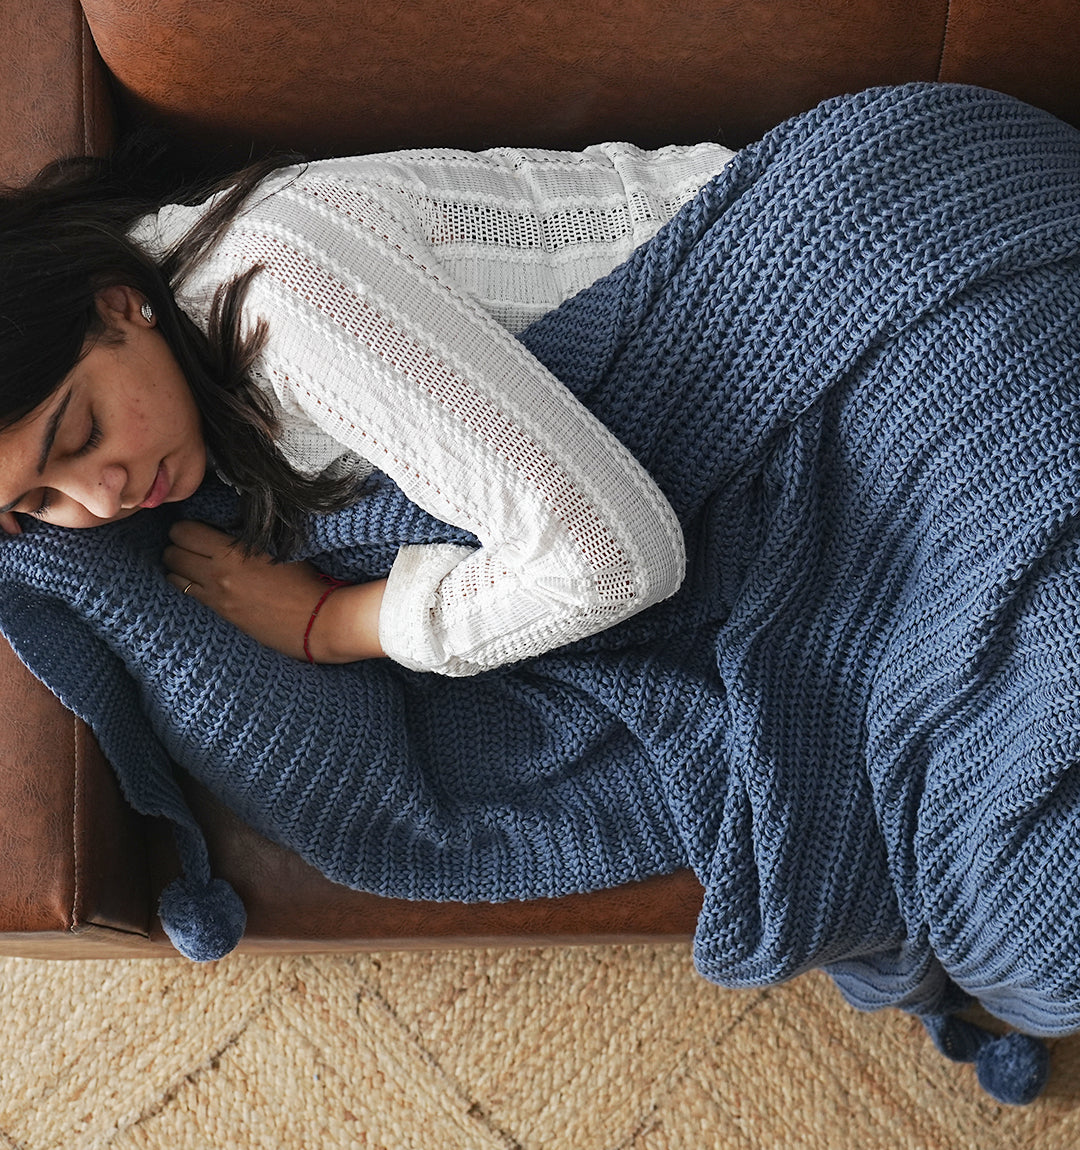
175, 152, 718, 674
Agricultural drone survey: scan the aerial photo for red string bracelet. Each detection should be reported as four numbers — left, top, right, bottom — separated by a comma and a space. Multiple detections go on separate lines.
304, 573, 351, 664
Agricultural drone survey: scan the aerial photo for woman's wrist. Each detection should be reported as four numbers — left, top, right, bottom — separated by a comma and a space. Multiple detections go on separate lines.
305, 578, 387, 663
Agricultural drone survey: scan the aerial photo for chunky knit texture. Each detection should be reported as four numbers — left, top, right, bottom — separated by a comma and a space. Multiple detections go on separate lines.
1, 84, 1079, 1103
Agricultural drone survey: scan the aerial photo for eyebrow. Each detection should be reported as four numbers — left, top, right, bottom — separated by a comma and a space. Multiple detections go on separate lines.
0, 390, 72, 515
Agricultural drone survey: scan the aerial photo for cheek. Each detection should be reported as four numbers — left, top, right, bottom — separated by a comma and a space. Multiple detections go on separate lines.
113, 397, 162, 454
175, 382, 203, 439
48, 499, 129, 529
158, 379, 200, 442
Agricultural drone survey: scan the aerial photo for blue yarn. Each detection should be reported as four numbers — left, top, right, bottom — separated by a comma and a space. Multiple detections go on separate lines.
922, 1014, 992, 1064
976, 1034, 1051, 1107
0, 84, 1078, 1104
158, 876, 247, 963
922, 1014, 1050, 1105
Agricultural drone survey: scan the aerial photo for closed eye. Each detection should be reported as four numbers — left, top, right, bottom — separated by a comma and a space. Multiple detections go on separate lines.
27, 491, 52, 520
23, 419, 100, 519
73, 418, 102, 458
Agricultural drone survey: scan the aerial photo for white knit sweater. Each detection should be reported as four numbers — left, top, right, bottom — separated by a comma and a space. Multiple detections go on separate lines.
136, 141, 735, 674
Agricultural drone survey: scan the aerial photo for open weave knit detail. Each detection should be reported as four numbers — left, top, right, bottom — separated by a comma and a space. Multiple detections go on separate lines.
237, 229, 637, 610
158, 146, 708, 674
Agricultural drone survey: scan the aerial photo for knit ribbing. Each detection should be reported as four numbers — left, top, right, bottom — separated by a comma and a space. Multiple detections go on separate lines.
1, 86, 1079, 1098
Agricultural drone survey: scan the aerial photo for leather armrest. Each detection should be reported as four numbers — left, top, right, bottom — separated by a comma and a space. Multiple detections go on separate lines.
0, 0, 114, 184
0, 635, 153, 953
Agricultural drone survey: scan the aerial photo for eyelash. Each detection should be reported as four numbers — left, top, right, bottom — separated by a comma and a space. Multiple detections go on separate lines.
27, 418, 102, 519
28, 494, 52, 520
74, 418, 102, 459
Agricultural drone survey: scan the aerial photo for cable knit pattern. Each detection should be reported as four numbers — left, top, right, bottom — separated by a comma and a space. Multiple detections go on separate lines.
1, 84, 1078, 1103
136, 142, 732, 674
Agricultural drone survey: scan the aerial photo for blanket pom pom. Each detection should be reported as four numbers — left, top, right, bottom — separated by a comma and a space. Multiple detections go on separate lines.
921, 1013, 1050, 1105
158, 876, 246, 962
975, 1032, 1050, 1107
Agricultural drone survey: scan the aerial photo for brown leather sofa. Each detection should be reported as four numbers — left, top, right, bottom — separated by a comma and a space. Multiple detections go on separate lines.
1, 0, 1079, 958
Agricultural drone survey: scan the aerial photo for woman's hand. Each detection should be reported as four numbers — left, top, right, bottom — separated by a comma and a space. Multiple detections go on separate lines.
164, 520, 386, 663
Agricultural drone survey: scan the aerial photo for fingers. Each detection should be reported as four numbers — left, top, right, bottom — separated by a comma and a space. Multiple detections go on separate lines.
163, 521, 275, 606
167, 519, 234, 557
162, 544, 206, 599
164, 520, 238, 585
165, 572, 201, 599
162, 541, 200, 580
164, 521, 230, 592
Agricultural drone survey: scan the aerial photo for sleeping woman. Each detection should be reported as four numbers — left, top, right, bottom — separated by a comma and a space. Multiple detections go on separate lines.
0, 83, 1077, 1106
0, 137, 735, 672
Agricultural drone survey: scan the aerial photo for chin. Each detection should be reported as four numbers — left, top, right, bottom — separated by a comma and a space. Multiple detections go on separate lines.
172, 457, 207, 503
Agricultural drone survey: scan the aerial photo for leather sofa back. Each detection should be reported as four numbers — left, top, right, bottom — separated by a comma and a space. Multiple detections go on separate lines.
14, 0, 1080, 185
82, 0, 950, 155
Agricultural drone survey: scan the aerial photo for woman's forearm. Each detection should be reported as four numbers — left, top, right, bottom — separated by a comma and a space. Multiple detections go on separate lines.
306, 578, 387, 664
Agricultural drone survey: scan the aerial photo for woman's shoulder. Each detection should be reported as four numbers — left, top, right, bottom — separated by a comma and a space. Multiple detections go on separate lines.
130, 137, 737, 256
292, 141, 736, 207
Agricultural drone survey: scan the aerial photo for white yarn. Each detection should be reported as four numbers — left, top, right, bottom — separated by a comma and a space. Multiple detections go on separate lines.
138, 141, 735, 674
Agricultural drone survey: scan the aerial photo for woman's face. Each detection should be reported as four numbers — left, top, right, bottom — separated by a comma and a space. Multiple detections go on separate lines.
0, 286, 206, 530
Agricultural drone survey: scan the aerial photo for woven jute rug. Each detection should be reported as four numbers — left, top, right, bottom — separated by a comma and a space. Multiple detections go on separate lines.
1, 945, 1078, 1148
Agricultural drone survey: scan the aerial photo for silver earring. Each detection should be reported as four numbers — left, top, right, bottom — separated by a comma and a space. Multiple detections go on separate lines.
140, 301, 155, 323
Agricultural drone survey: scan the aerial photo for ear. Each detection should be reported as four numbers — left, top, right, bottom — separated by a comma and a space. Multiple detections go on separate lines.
95, 285, 145, 328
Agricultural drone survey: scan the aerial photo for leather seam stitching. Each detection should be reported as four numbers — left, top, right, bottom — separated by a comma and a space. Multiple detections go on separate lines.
935, 0, 954, 81
79, 14, 91, 154
71, 717, 81, 930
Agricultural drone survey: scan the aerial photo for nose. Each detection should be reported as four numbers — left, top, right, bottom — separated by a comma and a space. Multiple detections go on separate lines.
58, 461, 128, 520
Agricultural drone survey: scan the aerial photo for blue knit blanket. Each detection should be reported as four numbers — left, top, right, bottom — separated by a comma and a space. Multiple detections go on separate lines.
2, 83, 1079, 1102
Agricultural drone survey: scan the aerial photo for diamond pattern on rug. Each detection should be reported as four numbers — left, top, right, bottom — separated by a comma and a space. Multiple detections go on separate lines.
1, 947, 1079, 1149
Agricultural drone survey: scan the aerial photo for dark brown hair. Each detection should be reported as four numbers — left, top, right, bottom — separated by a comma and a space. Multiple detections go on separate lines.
0, 135, 362, 556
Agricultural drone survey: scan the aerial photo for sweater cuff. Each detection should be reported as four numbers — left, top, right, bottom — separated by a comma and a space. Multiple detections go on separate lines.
378, 543, 479, 673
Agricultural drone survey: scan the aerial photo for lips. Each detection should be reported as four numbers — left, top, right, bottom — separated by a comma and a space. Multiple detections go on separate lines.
139, 462, 172, 509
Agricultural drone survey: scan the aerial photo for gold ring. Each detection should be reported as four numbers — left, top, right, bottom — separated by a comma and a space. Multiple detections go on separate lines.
182, 581, 194, 595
